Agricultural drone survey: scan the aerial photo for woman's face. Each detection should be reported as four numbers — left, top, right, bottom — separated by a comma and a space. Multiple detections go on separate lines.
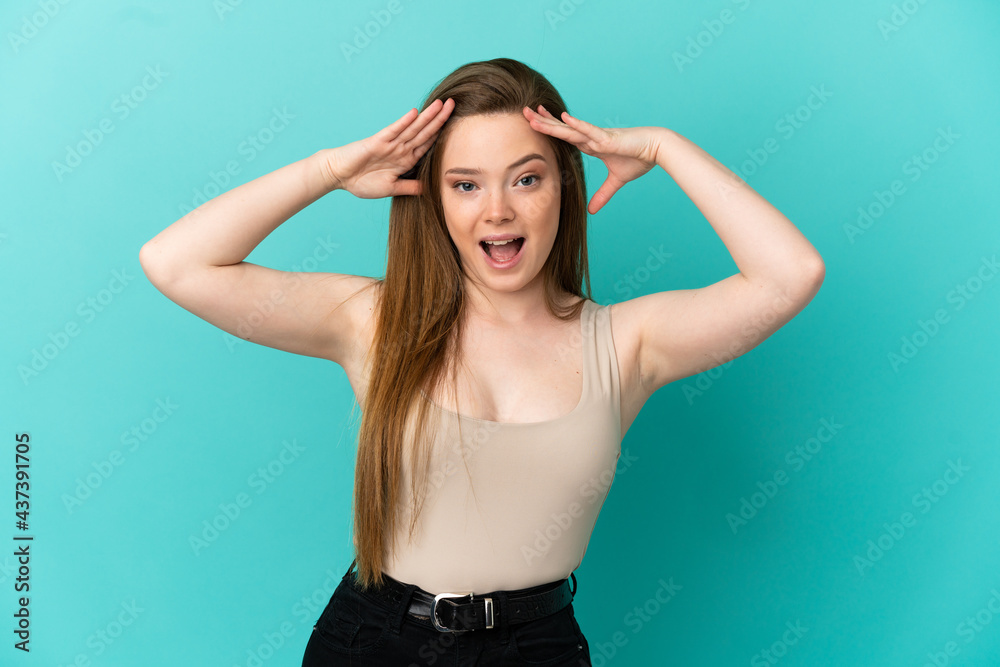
436, 112, 561, 293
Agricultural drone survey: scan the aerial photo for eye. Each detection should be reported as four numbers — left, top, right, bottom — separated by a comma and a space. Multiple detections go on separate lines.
452, 175, 539, 194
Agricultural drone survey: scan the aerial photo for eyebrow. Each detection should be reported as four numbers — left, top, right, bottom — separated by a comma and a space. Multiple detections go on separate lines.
443, 153, 547, 177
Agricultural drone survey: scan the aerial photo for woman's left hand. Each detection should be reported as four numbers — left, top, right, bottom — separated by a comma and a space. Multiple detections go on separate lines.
523, 105, 663, 215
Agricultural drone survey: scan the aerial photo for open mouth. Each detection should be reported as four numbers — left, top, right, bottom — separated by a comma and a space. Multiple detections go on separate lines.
480, 237, 525, 264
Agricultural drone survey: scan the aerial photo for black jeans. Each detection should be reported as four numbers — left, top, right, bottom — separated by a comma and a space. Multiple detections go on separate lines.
301, 561, 592, 666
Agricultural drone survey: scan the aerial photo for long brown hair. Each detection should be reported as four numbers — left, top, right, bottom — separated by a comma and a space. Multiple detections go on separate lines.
350, 57, 592, 591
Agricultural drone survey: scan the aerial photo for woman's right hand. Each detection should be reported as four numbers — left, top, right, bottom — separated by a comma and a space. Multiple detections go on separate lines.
323, 97, 455, 198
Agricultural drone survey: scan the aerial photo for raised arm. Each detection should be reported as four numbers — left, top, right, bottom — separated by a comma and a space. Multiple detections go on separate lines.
522, 106, 825, 398
139, 98, 455, 366
623, 127, 825, 391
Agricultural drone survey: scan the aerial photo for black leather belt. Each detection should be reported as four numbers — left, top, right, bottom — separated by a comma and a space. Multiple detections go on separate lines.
346, 561, 577, 633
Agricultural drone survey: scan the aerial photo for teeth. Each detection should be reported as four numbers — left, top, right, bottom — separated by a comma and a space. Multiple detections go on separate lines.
483, 238, 519, 245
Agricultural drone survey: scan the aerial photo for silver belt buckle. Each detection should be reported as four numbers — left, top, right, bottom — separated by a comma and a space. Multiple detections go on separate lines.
430, 592, 494, 633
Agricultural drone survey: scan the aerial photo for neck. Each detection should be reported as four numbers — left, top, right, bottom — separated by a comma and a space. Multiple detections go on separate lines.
460, 273, 555, 328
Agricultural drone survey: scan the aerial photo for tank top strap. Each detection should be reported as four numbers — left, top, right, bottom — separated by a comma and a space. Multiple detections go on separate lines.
583, 300, 622, 433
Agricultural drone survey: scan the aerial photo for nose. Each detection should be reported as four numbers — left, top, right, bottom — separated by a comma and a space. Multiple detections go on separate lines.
484, 187, 514, 224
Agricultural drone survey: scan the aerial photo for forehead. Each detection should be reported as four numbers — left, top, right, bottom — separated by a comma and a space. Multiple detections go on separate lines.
438, 113, 555, 170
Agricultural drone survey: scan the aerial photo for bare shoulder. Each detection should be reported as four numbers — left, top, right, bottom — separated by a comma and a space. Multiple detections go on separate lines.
606, 270, 823, 432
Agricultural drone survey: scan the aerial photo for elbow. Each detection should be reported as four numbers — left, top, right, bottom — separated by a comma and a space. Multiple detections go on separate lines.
139, 241, 175, 289
765, 256, 825, 309
757, 254, 825, 304
787, 256, 825, 306
138, 242, 157, 280
804, 255, 825, 289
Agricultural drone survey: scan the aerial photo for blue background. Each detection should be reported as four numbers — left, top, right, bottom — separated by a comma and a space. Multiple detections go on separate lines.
2, 0, 998, 665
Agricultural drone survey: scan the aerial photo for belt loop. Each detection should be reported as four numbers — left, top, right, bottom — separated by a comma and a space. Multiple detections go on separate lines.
570, 572, 577, 598
495, 590, 512, 645
388, 580, 418, 636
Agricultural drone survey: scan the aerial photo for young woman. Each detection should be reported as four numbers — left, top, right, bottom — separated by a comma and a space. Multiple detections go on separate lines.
140, 58, 824, 666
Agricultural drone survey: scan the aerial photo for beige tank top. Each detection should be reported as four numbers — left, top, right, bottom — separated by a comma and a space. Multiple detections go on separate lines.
382, 298, 623, 594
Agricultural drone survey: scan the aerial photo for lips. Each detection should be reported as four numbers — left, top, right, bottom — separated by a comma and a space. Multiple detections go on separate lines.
479, 237, 526, 269
479, 237, 525, 259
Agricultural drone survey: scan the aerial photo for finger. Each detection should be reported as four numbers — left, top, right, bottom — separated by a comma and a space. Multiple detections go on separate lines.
536, 105, 560, 121
588, 176, 623, 215
378, 107, 420, 143
527, 106, 579, 134
559, 110, 608, 144
526, 112, 590, 146
393, 98, 442, 144
407, 97, 455, 147
396, 98, 448, 145
524, 105, 560, 124
412, 135, 435, 160
404, 137, 435, 171
392, 178, 422, 197
397, 131, 441, 178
